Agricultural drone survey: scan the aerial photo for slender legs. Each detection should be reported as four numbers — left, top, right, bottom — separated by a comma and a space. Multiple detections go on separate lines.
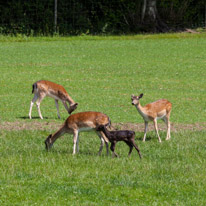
96, 131, 109, 155
72, 131, 109, 155
131, 140, 142, 159
166, 120, 171, 140
163, 116, 171, 140
29, 93, 45, 119
125, 139, 142, 159
73, 130, 79, 155
143, 119, 162, 142
143, 121, 148, 142
143, 119, 162, 143
35, 94, 45, 119
55, 100, 61, 119
153, 119, 162, 143
143, 116, 171, 142
110, 142, 118, 158
76, 133, 79, 153
29, 94, 38, 119
29, 93, 77, 119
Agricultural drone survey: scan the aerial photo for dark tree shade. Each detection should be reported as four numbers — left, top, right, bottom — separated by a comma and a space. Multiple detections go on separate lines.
0, 0, 205, 35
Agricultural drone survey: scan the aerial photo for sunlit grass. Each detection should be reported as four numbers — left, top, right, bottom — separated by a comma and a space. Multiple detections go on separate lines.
0, 130, 206, 205
0, 33, 206, 205
0, 34, 206, 123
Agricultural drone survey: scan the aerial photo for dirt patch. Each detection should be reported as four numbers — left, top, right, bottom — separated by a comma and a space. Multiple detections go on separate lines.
0, 121, 62, 131
113, 122, 206, 132
0, 121, 206, 132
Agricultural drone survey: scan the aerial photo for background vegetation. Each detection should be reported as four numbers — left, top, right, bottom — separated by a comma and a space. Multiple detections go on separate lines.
0, 0, 205, 35
0, 33, 206, 205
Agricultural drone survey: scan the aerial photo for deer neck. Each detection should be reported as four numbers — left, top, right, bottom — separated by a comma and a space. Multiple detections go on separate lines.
102, 127, 111, 140
135, 103, 148, 119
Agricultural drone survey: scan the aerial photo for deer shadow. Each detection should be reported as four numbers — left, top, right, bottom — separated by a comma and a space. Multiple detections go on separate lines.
18, 116, 49, 120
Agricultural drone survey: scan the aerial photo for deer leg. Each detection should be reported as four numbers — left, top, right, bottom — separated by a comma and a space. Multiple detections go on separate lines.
110, 142, 118, 158
55, 99, 61, 119
110, 142, 119, 157
167, 120, 171, 140
131, 139, 142, 159
73, 130, 79, 155
36, 93, 45, 119
153, 119, 161, 143
162, 116, 171, 140
125, 141, 133, 156
76, 133, 80, 153
96, 131, 109, 155
166, 118, 171, 140
29, 93, 38, 119
143, 121, 148, 142
99, 137, 105, 156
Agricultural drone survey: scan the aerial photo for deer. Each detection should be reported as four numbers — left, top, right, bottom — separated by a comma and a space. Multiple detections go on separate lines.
96, 125, 142, 159
131, 93, 172, 143
29, 80, 78, 119
45, 111, 111, 155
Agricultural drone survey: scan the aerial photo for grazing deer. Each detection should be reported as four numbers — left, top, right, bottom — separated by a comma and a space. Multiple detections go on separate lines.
45, 111, 111, 155
131, 93, 172, 142
96, 125, 142, 159
29, 80, 78, 119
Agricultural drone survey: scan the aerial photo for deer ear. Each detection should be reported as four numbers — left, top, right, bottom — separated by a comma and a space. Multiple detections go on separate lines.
139, 93, 144, 99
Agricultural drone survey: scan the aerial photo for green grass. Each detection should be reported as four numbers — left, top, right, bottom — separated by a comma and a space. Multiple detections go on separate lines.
1, 130, 206, 205
0, 33, 206, 123
0, 33, 206, 205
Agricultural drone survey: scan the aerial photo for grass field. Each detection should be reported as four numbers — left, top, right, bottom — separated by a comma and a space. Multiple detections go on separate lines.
0, 33, 206, 205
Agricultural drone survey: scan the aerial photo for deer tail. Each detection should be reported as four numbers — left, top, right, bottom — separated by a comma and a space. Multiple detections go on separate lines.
32, 82, 37, 94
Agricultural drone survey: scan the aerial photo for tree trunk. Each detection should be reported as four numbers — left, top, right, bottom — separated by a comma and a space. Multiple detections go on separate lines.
141, 0, 169, 32
54, 0, 58, 33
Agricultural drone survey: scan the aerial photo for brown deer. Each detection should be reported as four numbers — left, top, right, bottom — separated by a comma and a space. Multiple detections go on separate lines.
96, 125, 142, 159
131, 93, 172, 142
45, 111, 111, 155
29, 80, 78, 119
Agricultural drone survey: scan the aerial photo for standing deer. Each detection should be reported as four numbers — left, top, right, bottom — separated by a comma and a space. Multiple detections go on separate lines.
29, 80, 78, 119
45, 111, 111, 155
96, 125, 142, 159
131, 93, 172, 142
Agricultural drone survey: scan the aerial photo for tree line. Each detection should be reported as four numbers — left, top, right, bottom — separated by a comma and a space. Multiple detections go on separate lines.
0, 0, 205, 35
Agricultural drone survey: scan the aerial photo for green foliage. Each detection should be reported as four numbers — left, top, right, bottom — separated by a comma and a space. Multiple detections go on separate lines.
158, 0, 206, 28
0, 0, 205, 35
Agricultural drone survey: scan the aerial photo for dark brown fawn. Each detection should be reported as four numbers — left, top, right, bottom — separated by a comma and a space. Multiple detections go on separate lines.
96, 125, 142, 159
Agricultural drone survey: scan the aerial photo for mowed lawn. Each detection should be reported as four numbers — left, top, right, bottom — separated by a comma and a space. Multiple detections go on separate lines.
0, 34, 206, 205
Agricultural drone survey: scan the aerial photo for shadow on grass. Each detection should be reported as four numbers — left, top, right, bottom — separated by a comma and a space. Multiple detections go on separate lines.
135, 135, 153, 142
43, 148, 110, 157
18, 116, 49, 119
